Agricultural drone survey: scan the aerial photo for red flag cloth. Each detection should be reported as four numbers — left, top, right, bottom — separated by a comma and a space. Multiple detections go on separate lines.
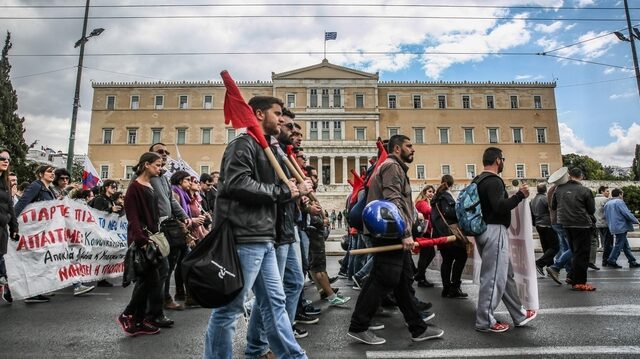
221, 70, 269, 149
286, 144, 295, 157
349, 169, 364, 205
365, 139, 388, 187
411, 236, 451, 254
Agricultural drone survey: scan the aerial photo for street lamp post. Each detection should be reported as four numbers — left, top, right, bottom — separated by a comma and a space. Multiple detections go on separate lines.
66, 0, 104, 172
623, 0, 640, 100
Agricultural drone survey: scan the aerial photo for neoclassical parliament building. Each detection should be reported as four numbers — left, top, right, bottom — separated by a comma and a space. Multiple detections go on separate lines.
88, 60, 562, 195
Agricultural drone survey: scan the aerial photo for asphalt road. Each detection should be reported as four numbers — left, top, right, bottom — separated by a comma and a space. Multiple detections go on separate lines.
2, 253, 640, 359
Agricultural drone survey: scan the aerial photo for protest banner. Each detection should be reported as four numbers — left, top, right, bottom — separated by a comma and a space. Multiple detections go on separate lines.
473, 200, 539, 310
4, 197, 128, 300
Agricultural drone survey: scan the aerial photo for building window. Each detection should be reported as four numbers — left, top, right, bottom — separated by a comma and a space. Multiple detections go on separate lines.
464, 128, 474, 144
462, 95, 470, 109
287, 94, 296, 108
333, 89, 341, 107
130, 95, 139, 110
355, 127, 366, 141
179, 95, 188, 109
416, 165, 425, 180
488, 128, 499, 144
466, 164, 476, 179
534, 95, 542, 109
177, 128, 186, 145
151, 128, 162, 144
204, 95, 213, 109
388, 95, 397, 109
413, 95, 422, 109
155, 95, 164, 110
201, 128, 212, 144
321, 121, 330, 140
540, 164, 550, 178
125, 166, 134, 180
100, 165, 109, 179
226, 128, 236, 143
388, 127, 399, 138
200, 165, 210, 175
127, 128, 137, 144
310, 121, 318, 140
355, 94, 364, 108
310, 89, 318, 108
106, 96, 115, 110
321, 89, 330, 108
441, 164, 451, 175
516, 164, 525, 178
486, 95, 494, 109
438, 95, 446, 109
333, 121, 342, 140
536, 128, 547, 143
414, 128, 424, 144
512, 128, 523, 144
102, 128, 113, 144
510, 95, 519, 109
439, 128, 449, 144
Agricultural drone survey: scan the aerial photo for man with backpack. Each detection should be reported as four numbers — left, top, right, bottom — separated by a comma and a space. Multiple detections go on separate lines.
473, 147, 536, 333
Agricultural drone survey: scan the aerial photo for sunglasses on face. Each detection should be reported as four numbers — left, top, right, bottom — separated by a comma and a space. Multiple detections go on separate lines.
283, 123, 294, 130
296, 155, 306, 161
156, 149, 170, 155
0, 156, 10, 162
59, 176, 70, 181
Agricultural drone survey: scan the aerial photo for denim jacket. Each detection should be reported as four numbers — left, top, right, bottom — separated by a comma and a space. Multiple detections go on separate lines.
603, 198, 639, 235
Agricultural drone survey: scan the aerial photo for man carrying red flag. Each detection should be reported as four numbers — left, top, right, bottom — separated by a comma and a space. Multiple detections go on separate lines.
202, 92, 308, 358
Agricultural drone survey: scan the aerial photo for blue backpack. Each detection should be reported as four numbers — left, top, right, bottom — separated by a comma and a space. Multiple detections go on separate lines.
455, 173, 492, 236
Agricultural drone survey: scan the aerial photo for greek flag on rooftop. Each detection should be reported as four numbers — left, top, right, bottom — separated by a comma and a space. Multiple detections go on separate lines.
325, 32, 337, 40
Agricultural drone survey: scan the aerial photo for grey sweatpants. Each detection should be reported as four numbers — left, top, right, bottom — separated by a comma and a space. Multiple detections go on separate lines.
475, 224, 526, 329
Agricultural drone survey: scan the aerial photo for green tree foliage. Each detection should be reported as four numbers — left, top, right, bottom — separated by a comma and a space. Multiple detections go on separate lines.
0, 32, 32, 182
621, 185, 640, 215
562, 153, 605, 180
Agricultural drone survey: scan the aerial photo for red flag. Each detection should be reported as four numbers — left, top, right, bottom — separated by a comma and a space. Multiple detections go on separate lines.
365, 139, 388, 187
221, 70, 269, 149
349, 168, 364, 205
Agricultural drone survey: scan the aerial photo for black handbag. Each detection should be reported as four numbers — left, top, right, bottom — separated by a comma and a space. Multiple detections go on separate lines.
161, 218, 188, 248
181, 219, 244, 308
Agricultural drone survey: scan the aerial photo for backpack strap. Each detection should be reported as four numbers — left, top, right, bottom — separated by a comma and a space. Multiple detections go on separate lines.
472, 172, 495, 186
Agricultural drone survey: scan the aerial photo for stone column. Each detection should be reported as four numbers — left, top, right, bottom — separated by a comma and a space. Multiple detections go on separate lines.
317, 156, 323, 186
330, 156, 336, 185
342, 156, 348, 184
355, 156, 361, 176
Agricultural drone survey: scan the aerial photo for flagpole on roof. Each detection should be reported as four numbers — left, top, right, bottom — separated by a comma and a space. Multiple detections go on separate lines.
323, 29, 326, 60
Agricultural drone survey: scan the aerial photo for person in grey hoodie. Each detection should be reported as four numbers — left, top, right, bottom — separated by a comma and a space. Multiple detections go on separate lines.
594, 186, 614, 267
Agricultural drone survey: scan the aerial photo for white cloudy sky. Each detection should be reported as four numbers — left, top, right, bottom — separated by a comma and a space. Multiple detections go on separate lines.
2, 0, 640, 166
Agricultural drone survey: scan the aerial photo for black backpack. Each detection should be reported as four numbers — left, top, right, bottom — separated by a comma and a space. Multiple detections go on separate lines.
181, 220, 244, 308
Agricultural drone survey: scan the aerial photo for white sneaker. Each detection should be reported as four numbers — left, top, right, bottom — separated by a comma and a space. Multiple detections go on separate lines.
0, 276, 7, 286
73, 284, 95, 297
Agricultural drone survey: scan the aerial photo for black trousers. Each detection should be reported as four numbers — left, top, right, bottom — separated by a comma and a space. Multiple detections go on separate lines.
125, 263, 161, 324
414, 246, 435, 281
349, 251, 427, 336
164, 245, 187, 299
565, 227, 591, 285
146, 256, 169, 318
440, 245, 467, 288
535, 226, 559, 267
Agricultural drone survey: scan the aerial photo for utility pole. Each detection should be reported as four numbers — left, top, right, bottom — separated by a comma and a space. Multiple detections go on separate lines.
624, 0, 640, 99
66, 0, 90, 172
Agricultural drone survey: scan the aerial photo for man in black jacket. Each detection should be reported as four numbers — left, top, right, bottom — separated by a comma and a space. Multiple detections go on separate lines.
203, 96, 308, 359
530, 183, 558, 276
551, 167, 596, 291
475, 147, 536, 333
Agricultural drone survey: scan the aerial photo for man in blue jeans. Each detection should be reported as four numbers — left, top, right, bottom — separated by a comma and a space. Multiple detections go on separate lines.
203, 96, 307, 359
603, 188, 640, 269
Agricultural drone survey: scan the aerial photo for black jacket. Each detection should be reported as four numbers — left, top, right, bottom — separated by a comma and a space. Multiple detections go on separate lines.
275, 144, 296, 246
551, 180, 595, 228
214, 133, 292, 244
0, 180, 18, 255
90, 194, 115, 213
14, 180, 56, 216
477, 173, 525, 228
430, 191, 457, 238
530, 193, 551, 227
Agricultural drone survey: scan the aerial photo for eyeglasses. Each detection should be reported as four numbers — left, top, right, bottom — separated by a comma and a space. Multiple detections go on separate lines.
0, 156, 10, 162
156, 149, 171, 155
283, 123, 294, 130
110, 184, 118, 189
296, 155, 307, 161
500, 157, 506, 162
59, 176, 70, 181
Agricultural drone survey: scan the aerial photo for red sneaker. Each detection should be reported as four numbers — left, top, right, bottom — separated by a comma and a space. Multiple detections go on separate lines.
571, 284, 596, 291
117, 313, 134, 336
476, 322, 509, 333
516, 310, 537, 327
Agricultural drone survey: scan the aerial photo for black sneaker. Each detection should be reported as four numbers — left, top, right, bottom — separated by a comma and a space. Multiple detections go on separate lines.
1, 285, 13, 304
608, 262, 623, 269
535, 265, 545, 277
337, 271, 349, 279
293, 325, 308, 339
117, 313, 133, 335
97, 279, 113, 287
416, 301, 432, 311
295, 312, 320, 325
630, 262, 640, 268
416, 279, 434, 288
146, 315, 174, 328
588, 263, 601, 271
411, 325, 444, 342
304, 305, 321, 316
131, 321, 160, 336
24, 295, 50, 303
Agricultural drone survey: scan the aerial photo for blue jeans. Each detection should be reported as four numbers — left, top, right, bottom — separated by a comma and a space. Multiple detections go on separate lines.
551, 224, 572, 273
203, 242, 307, 359
246, 243, 304, 358
599, 227, 614, 263
607, 232, 637, 265
354, 235, 373, 280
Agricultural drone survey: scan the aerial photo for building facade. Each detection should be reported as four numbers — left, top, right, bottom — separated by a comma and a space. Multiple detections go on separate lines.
89, 60, 561, 191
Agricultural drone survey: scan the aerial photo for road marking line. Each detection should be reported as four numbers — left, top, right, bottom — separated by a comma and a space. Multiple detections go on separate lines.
366, 345, 640, 358
496, 304, 640, 316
